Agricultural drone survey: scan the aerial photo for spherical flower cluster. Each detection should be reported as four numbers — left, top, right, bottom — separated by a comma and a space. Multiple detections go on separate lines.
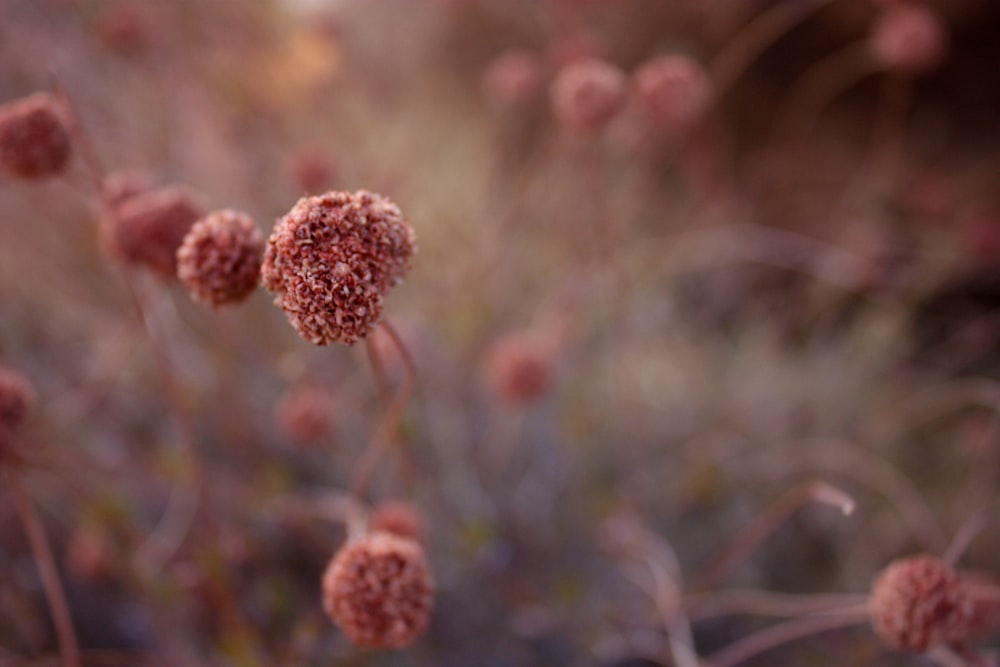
369, 501, 426, 544
634, 55, 711, 134
483, 50, 544, 109
871, 4, 948, 74
485, 334, 552, 405
870, 555, 974, 652
261, 190, 416, 346
0, 93, 72, 180
275, 384, 335, 446
177, 210, 264, 307
550, 59, 627, 133
104, 186, 204, 279
0, 367, 35, 455
322, 532, 434, 648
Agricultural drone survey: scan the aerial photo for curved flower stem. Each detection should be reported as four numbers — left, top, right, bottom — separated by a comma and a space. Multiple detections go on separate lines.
8, 474, 81, 667
686, 590, 869, 622
709, 0, 838, 100
697, 480, 855, 588
771, 41, 880, 143
705, 605, 869, 667
350, 320, 417, 500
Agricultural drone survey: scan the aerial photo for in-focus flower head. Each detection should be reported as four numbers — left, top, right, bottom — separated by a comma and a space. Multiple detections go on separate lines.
551, 59, 627, 133
322, 532, 434, 649
871, 4, 948, 74
177, 209, 264, 307
634, 55, 711, 134
870, 555, 974, 652
104, 185, 204, 279
262, 190, 416, 346
0, 93, 72, 180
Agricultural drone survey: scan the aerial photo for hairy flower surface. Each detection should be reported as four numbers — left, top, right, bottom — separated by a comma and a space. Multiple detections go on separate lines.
106, 186, 203, 279
0, 93, 72, 179
322, 532, 433, 649
262, 190, 416, 346
634, 55, 711, 133
551, 59, 627, 133
870, 555, 974, 652
177, 210, 263, 307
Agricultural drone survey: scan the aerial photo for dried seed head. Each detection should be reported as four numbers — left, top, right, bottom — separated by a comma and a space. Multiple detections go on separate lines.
105, 186, 204, 279
634, 55, 711, 134
551, 59, 627, 133
483, 50, 544, 109
322, 532, 434, 649
369, 501, 426, 544
177, 210, 264, 307
0, 367, 35, 455
262, 190, 416, 346
275, 384, 334, 446
870, 555, 974, 652
0, 93, 72, 180
485, 335, 552, 405
871, 4, 948, 74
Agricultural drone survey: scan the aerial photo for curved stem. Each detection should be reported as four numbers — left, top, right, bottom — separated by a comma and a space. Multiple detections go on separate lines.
705, 606, 869, 667
8, 474, 81, 667
772, 41, 879, 143
710, 0, 838, 100
350, 321, 417, 500
686, 590, 869, 621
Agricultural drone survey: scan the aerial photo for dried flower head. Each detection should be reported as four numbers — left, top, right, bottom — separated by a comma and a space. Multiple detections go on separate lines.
177, 210, 263, 307
551, 59, 627, 133
870, 555, 974, 652
322, 532, 434, 649
483, 50, 544, 109
871, 4, 948, 74
100, 170, 151, 210
634, 55, 711, 134
485, 334, 552, 405
369, 501, 426, 544
0, 93, 72, 180
262, 190, 416, 346
275, 384, 335, 446
104, 186, 203, 279
0, 367, 35, 455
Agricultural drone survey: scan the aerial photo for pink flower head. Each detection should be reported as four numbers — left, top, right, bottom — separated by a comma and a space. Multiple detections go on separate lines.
551, 59, 627, 133
105, 186, 204, 279
0, 93, 72, 180
483, 50, 544, 109
871, 4, 948, 74
177, 210, 264, 307
261, 190, 416, 346
870, 555, 974, 652
322, 532, 434, 648
634, 55, 711, 134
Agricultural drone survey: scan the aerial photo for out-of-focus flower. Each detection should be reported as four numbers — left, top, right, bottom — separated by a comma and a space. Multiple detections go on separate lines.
0, 93, 72, 180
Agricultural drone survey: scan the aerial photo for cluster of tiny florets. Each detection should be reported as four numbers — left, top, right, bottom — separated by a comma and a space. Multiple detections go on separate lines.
261, 190, 416, 346
634, 55, 711, 134
871, 4, 948, 74
870, 555, 974, 652
369, 501, 426, 544
485, 334, 552, 405
321, 532, 434, 649
104, 185, 204, 279
0, 367, 35, 455
177, 210, 264, 307
550, 59, 627, 133
0, 93, 72, 180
